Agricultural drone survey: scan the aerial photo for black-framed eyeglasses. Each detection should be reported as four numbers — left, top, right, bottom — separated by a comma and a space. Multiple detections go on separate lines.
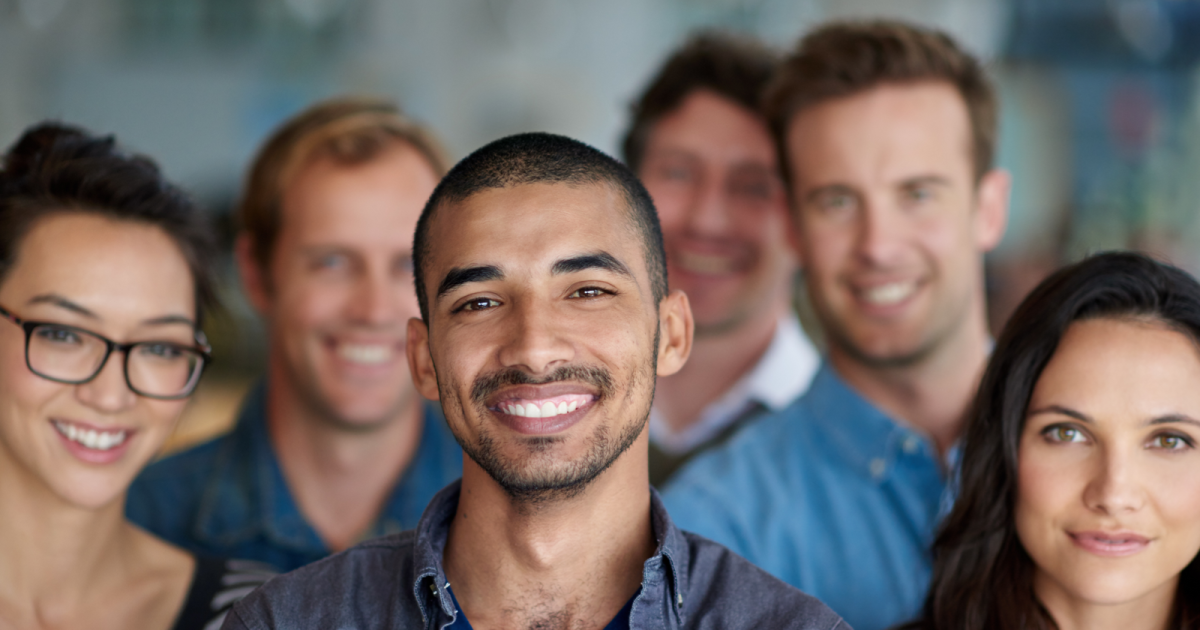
0, 305, 212, 400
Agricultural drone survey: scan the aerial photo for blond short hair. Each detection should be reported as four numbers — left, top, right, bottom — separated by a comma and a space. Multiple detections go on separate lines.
238, 96, 450, 269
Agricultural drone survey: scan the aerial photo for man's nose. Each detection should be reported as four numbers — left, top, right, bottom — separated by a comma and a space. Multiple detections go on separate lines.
684, 176, 733, 236
854, 202, 906, 267
347, 271, 401, 325
496, 297, 574, 376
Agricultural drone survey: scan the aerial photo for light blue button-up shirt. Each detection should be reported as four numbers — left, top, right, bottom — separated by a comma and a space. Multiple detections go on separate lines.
126, 383, 463, 573
662, 363, 951, 630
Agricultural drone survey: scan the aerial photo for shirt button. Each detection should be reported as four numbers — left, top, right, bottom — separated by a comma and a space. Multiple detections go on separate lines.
869, 458, 886, 479
902, 435, 920, 455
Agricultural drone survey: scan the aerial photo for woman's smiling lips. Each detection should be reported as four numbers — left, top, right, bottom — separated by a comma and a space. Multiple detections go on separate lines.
50, 418, 136, 465
488, 384, 598, 436
1069, 530, 1152, 557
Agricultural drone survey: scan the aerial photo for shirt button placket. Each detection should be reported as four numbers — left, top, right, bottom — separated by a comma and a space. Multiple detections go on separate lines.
869, 457, 886, 480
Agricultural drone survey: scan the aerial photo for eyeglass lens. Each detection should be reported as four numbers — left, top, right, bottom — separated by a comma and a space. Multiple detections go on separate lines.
27, 324, 203, 397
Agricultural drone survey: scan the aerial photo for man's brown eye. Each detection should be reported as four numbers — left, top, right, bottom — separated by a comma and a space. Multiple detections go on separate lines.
571, 287, 607, 299
460, 298, 499, 312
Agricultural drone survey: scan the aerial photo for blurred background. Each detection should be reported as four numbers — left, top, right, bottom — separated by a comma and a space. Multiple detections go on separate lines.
3, 0, 1200, 451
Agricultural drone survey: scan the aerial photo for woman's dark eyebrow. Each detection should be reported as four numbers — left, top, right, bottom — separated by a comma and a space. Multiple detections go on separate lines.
1148, 414, 1200, 429
142, 314, 197, 327
1027, 405, 1092, 423
551, 252, 633, 280
27, 294, 97, 319
28, 294, 194, 328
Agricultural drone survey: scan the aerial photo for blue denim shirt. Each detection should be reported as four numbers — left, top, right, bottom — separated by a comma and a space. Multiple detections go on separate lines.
127, 384, 463, 572
662, 363, 951, 630
221, 482, 849, 630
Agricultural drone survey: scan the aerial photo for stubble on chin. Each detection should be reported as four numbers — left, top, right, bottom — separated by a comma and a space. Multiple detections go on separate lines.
441, 360, 654, 510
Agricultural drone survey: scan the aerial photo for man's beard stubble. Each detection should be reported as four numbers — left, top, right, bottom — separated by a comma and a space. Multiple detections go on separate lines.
440, 329, 660, 508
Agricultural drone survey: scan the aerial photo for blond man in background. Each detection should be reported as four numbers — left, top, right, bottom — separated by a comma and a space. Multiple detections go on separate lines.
128, 98, 462, 571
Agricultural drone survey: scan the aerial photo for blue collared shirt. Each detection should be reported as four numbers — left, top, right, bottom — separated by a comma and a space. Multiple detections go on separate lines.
126, 384, 463, 572
221, 481, 848, 630
662, 363, 951, 630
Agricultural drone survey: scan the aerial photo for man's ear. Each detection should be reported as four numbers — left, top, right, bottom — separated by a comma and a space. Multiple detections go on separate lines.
406, 317, 441, 401
655, 289, 693, 377
974, 168, 1011, 252
235, 234, 271, 315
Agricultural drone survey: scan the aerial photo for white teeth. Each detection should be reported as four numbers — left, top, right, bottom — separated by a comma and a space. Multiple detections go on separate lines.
501, 399, 586, 419
862, 282, 916, 306
677, 252, 736, 275
338, 344, 392, 365
53, 420, 127, 452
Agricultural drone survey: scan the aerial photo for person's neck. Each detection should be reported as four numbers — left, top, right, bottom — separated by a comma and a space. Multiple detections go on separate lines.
1037, 573, 1178, 630
0, 452, 138, 618
266, 368, 425, 552
443, 441, 656, 630
654, 300, 786, 433
828, 304, 991, 456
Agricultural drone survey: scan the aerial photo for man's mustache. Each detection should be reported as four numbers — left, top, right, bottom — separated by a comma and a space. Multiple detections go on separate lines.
471, 365, 614, 406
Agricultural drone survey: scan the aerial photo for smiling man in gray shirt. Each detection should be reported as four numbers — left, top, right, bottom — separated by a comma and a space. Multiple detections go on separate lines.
223, 133, 846, 630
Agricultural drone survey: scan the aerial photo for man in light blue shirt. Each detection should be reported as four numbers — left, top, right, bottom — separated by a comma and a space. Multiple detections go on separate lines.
128, 98, 462, 571
663, 21, 1011, 630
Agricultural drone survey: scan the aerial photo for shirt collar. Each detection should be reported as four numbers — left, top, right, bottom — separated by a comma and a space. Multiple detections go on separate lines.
194, 382, 324, 552
193, 384, 454, 554
649, 314, 819, 454
744, 314, 821, 412
409, 482, 690, 627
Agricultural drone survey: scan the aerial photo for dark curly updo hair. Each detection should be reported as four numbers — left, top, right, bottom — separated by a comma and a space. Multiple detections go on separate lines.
0, 122, 218, 324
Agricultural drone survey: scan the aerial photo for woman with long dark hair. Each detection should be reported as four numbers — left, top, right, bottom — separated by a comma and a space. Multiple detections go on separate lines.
903, 251, 1200, 630
0, 123, 271, 629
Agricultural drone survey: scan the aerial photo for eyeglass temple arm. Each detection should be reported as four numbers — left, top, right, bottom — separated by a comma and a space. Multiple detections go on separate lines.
0, 305, 21, 326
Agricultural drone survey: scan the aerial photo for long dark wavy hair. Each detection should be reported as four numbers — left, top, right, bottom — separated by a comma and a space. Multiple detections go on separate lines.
902, 251, 1200, 630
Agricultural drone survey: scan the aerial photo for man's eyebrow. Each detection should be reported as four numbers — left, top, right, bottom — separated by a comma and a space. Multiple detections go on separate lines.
803, 184, 857, 204
27, 294, 98, 319
1027, 405, 1092, 423
552, 252, 634, 280
437, 265, 504, 298
899, 174, 953, 188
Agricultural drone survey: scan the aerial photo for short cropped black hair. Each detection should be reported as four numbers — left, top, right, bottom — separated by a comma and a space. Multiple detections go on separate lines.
413, 132, 667, 323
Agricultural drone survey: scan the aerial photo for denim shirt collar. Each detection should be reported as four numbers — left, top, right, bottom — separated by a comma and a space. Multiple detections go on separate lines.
410, 481, 689, 629
803, 362, 941, 483
193, 384, 313, 550
192, 383, 453, 554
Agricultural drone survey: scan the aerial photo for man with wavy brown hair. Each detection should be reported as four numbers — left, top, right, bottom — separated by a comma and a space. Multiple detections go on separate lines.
128, 97, 462, 572
622, 32, 819, 486
664, 21, 1010, 630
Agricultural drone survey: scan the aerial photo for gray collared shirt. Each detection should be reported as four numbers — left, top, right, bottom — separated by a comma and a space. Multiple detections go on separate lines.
222, 481, 848, 630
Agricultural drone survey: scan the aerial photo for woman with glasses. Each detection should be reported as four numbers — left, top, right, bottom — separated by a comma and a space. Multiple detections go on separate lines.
900, 251, 1200, 630
0, 123, 271, 629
